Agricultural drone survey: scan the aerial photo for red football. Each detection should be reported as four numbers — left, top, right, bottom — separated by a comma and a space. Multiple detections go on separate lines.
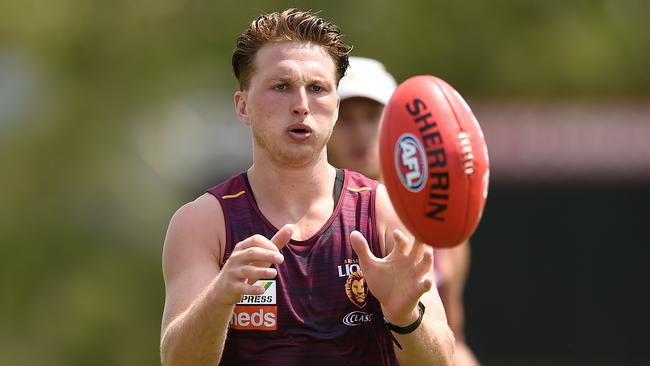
379, 75, 490, 247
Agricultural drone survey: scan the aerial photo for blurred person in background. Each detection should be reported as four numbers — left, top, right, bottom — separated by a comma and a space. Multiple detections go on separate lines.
328, 56, 480, 366
160, 9, 455, 366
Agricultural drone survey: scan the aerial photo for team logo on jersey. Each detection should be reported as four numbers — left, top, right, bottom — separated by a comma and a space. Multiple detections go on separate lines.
237, 280, 276, 305
337, 258, 361, 278
345, 270, 368, 308
395, 133, 428, 192
231, 280, 277, 331
342, 310, 374, 326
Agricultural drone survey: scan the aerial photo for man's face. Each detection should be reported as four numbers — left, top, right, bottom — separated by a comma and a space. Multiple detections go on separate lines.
328, 97, 384, 179
235, 41, 340, 169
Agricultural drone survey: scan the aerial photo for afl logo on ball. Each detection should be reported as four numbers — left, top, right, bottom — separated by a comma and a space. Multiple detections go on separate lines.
395, 133, 428, 192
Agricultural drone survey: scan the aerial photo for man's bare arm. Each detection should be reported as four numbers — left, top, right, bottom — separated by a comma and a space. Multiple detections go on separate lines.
441, 243, 481, 366
160, 194, 292, 365
351, 184, 455, 366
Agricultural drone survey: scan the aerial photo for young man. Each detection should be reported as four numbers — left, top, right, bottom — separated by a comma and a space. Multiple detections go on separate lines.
160, 9, 455, 366
328, 57, 480, 366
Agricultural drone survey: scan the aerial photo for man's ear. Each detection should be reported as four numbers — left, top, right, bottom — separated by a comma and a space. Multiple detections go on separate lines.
234, 90, 251, 125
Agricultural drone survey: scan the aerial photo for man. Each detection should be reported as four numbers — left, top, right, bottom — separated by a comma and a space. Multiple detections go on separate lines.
328, 57, 480, 366
160, 9, 454, 366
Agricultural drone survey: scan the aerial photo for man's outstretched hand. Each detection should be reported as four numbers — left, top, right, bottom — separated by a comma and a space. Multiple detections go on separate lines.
350, 229, 434, 326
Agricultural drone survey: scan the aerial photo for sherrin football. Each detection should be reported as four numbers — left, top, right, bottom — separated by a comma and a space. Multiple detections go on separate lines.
379, 75, 490, 247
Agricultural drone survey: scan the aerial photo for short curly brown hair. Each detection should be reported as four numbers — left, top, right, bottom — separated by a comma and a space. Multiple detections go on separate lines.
232, 8, 352, 90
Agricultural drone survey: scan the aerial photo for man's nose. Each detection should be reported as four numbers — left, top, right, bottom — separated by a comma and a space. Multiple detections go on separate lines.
292, 88, 309, 116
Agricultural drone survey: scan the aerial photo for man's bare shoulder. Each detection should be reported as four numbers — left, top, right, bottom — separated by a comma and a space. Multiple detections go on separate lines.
164, 193, 226, 264
374, 183, 416, 257
170, 193, 224, 231
374, 183, 400, 232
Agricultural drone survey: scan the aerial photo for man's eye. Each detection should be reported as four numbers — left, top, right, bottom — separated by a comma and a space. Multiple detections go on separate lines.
310, 85, 323, 93
275, 84, 288, 91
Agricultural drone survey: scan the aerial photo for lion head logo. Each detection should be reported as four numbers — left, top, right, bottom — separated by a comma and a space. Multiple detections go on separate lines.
345, 270, 368, 308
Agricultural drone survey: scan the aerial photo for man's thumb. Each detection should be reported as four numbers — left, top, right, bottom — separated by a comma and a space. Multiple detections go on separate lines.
350, 230, 375, 263
271, 224, 295, 251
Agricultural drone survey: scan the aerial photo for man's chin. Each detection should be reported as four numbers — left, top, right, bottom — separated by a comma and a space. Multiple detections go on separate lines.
274, 147, 321, 169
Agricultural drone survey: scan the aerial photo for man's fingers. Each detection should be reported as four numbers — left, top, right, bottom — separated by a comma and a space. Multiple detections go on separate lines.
409, 238, 427, 261
231, 247, 284, 265
231, 229, 292, 270
240, 266, 277, 282
271, 224, 295, 251
236, 281, 268, 296
350, 230, 377, 264
391, 229, 411, 255
236, 234, 282, 252
415, 248, 434, 278
417, 277, 434, 295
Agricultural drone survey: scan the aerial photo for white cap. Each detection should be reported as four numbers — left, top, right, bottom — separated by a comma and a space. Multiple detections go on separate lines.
338, 56, 397, 105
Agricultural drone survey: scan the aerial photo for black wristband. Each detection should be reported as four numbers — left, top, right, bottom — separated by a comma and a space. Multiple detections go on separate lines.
384, 301, 426, 350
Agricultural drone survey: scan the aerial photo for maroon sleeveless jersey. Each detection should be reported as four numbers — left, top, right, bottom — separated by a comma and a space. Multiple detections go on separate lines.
207, 170, 398, 366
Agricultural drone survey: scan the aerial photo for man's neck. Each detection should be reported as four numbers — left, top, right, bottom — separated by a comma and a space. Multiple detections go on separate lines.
247, 153, 336, 223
